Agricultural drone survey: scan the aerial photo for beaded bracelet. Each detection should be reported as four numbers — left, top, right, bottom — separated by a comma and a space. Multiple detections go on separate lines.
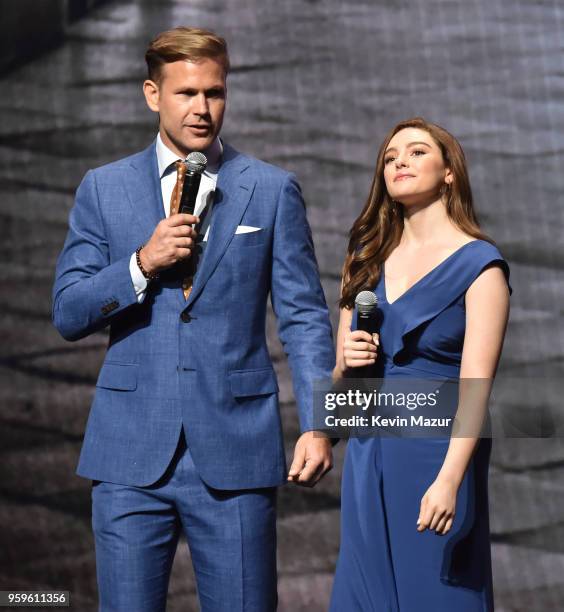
136, 245, 159, 281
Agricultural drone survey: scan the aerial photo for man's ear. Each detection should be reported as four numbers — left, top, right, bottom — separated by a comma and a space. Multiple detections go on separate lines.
143, 79, 160, 112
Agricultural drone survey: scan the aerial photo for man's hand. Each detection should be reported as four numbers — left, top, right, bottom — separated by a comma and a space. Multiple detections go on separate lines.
287, 431, 333, 487
139, 213, 199, 275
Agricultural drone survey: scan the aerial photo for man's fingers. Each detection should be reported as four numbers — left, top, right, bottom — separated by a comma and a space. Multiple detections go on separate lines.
171, 237, 194, 249
287, 445, 306, 478
288, 434, 333, 486
172, 225, 198, 238
313, 459, 333, 482
175, 247, 192, 261
289, 454, 331, 486
295, 459, 318, 485
295, 458, 328, 487
168, 213, 200, 226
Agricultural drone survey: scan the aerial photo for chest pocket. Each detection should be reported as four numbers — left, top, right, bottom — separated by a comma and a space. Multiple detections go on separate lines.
230, 228, 267, 248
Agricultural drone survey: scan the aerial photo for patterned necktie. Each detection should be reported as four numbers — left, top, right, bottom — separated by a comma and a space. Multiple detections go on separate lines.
170, 161, 196, 299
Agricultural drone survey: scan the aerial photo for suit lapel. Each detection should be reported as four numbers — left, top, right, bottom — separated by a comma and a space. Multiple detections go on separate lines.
124, 141, 165, 244
121, 140, 254, 308
184, 144, 255, 308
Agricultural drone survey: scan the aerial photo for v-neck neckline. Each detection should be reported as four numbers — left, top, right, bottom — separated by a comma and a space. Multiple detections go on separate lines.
383, 240, 479, 305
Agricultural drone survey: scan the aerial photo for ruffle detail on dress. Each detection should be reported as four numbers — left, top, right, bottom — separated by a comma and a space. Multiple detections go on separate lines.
389, 241, 511, 366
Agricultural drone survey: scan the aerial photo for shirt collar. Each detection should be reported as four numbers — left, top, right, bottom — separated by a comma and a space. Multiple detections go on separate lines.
156, 133, 223, 178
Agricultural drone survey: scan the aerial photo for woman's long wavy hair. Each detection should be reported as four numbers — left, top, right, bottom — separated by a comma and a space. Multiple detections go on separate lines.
340, 117, 492, 309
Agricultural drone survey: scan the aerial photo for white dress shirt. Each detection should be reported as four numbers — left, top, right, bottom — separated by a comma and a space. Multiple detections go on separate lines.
129, 133, 223, 302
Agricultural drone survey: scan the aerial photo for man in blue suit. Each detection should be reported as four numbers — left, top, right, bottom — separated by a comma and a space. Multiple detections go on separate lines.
52, 26, 335, 612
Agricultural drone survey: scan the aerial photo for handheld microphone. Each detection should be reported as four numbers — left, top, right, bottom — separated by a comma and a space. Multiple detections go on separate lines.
349, 291, 380, 382
179, 152, 207, 215
355, 291, 379, 335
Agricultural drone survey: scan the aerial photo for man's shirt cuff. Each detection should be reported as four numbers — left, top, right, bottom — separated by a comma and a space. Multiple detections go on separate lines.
129, 252, 148, 303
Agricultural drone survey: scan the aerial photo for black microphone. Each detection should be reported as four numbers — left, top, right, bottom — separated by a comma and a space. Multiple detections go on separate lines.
355, 291, 379, 335
348, 291, 380, 382
179, 152, 207, 215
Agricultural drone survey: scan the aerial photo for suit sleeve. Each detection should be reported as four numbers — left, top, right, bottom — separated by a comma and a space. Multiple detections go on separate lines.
52, 170, 140, 341
270, 173, 335, 432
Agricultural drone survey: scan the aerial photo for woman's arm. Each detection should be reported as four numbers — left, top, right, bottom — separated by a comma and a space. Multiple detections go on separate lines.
334, 307, 353, 381
417, 264, 510, 535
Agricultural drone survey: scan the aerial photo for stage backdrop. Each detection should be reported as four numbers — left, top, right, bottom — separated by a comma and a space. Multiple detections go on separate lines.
0, 0, 563, 610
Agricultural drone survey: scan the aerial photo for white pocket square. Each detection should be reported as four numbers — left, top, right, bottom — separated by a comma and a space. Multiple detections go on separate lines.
235, 225, 262, 234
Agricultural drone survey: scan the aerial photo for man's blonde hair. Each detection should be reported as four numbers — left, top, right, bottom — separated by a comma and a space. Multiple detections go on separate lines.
145, 26, 230, 83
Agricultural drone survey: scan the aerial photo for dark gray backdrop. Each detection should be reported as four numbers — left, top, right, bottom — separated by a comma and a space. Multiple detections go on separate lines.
1, 0, 563, 610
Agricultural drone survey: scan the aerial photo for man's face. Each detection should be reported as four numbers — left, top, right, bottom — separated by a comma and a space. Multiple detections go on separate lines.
143, 58, 227, 156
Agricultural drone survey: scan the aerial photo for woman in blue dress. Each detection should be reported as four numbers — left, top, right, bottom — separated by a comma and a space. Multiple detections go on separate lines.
329, 117, 511, 611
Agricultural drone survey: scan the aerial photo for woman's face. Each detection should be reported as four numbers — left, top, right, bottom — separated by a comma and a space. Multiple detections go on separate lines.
383, 127, 452, 206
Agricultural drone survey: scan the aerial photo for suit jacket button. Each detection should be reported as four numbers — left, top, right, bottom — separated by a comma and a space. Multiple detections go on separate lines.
180, 311, 192, 323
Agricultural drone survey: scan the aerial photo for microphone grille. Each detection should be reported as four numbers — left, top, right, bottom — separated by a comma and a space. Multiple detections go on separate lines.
185, 152, 207, 173
355, 290, 378, 315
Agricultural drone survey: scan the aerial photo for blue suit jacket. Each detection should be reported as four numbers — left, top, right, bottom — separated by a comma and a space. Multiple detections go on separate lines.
52, 141, 335, 490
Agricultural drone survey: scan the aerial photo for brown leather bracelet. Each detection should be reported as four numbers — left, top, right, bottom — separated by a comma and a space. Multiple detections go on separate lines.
136, 245, 159, 281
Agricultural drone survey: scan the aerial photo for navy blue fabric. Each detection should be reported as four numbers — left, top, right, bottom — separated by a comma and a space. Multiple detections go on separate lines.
330, 240, 511, 612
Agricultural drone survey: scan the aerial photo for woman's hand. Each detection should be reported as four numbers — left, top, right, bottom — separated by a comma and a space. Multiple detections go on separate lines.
342, 330, 379, 369
417, 477, 457, 535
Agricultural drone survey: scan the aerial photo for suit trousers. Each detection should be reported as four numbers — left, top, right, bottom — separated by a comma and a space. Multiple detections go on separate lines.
91, 429, 278, 612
